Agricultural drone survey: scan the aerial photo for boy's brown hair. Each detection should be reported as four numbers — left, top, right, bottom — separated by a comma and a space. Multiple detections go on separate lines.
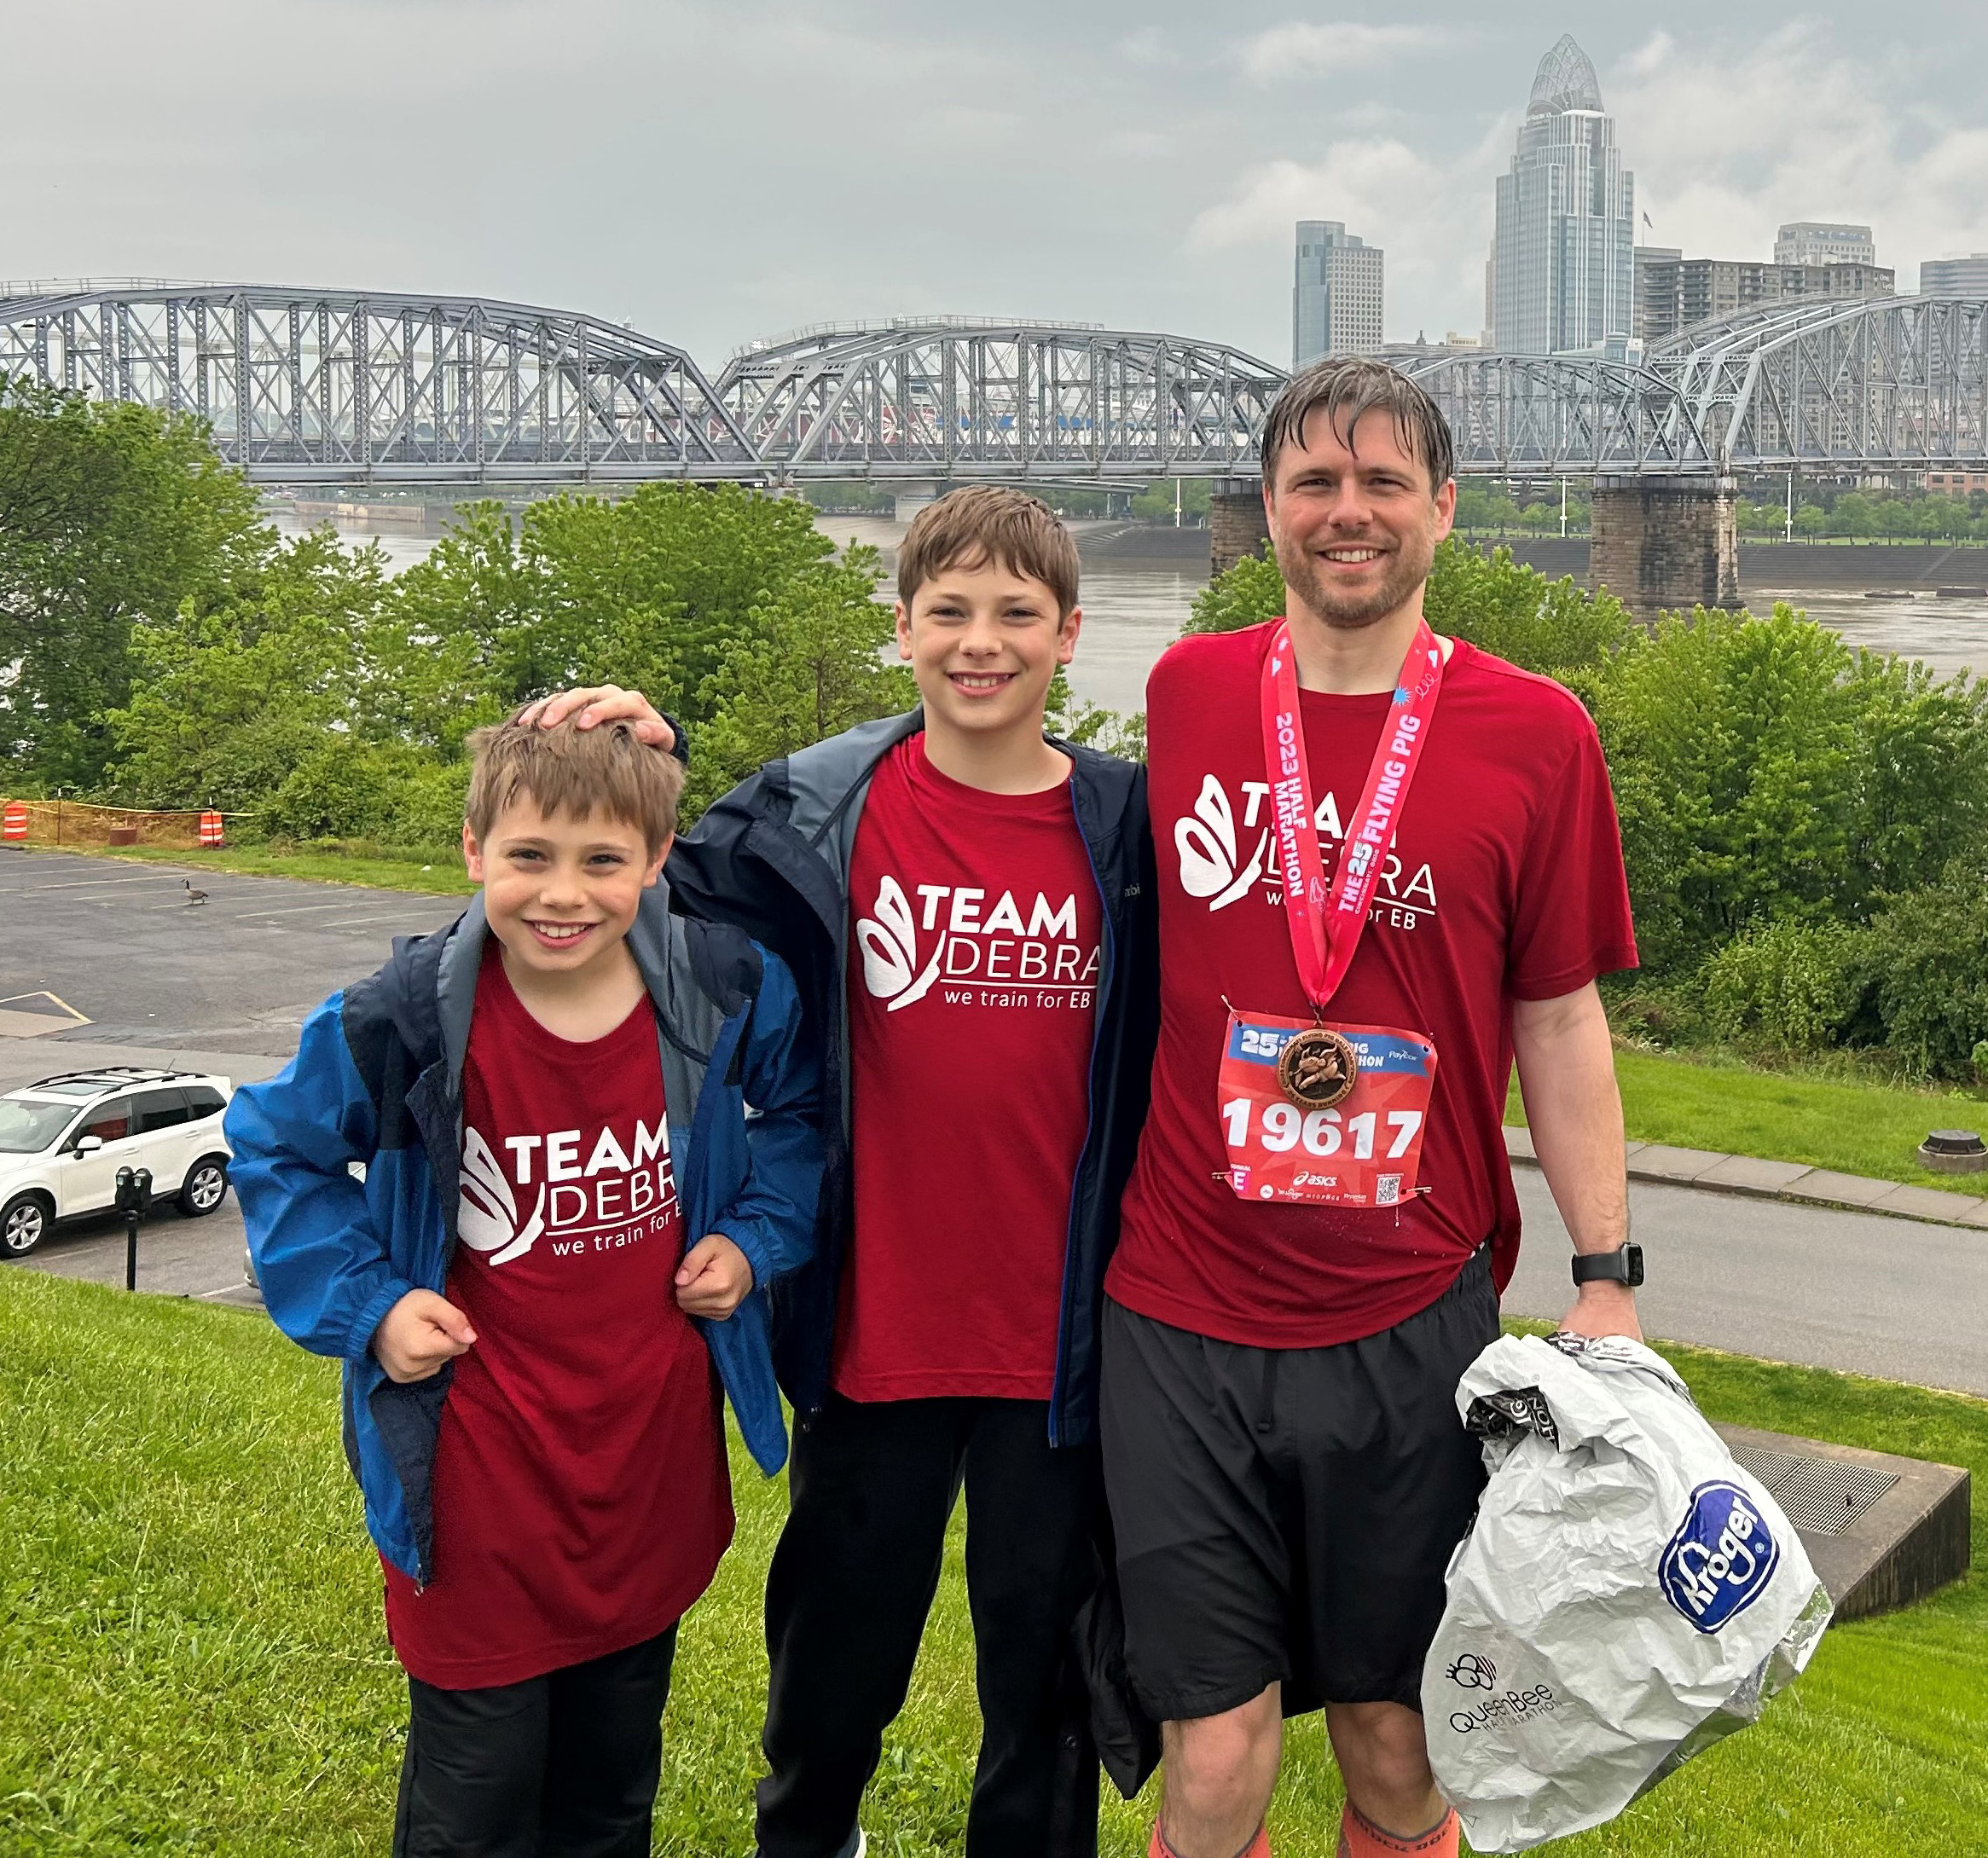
895, 486, 1081, 620
464, 708, 684, 856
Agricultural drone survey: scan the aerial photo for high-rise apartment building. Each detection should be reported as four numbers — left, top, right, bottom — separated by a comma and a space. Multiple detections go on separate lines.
1774, 223, 1875, 267
1633, 251, 1895, 344
1488, 36, 1634, 354
1922, 255, 1988, 295
1293, 221, 1383, 366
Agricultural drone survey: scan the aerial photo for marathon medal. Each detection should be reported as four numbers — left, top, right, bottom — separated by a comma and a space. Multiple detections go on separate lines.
1215, 619, 1445, 1208
1275, 1024, 1359, 1108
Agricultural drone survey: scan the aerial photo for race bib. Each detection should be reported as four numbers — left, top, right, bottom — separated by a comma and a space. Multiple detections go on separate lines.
1218, 1010, 1437, 1207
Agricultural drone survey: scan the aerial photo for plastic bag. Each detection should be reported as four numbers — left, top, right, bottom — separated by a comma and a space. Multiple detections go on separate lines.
1422, 1333, 1832, 1852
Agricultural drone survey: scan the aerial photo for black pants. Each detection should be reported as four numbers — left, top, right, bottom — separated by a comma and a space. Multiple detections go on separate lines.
755, 1396, 1103, 1858
392, 1625, 679, 1858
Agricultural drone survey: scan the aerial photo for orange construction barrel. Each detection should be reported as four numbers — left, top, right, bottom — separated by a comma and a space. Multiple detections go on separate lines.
3, 802, 27, 842
199, 810, 224, 848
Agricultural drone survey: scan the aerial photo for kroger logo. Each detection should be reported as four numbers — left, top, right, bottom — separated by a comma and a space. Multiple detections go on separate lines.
1659, 1480, 1782, 1634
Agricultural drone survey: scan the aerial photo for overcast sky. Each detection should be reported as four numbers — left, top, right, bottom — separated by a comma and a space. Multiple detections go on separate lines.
7, 2, 1987, 369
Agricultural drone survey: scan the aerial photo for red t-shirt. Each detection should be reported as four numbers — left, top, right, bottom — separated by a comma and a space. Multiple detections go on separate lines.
382, 946, 733, 1689
833, 734, 1103, 1401
1108, 624, 1637, 1350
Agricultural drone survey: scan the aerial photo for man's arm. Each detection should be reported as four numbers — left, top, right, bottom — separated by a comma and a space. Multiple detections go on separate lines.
1510, 981, 1641, 1342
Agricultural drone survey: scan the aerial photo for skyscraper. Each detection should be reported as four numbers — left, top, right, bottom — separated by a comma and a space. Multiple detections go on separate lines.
1922, 255, 1988, 295
1775, 223, 1875, 267
1488, 36, 1634, 355
1293, 221, 1384, 367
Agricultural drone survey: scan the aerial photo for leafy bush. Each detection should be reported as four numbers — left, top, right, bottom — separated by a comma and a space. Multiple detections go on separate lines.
266, 738, 402, 842
1593, 605, 1988, 979
1858, 869, 1988, 1079
1701, 920, 1867, 1051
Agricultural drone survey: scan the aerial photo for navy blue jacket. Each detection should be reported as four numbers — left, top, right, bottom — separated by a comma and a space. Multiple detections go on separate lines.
666, 710, 1158, 1448
226, 888, 823, 1583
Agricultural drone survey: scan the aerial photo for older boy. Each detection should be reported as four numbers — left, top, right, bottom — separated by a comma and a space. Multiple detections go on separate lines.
227, 712, 821, 1858
540, 487, 1156, 1857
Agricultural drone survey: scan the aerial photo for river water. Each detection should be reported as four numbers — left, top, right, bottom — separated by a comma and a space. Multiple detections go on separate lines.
270, 513, 1988, 716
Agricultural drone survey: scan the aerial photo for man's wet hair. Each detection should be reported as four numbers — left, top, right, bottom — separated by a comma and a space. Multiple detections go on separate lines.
896, 485, 1081, 620
1260, 356, 1456, 495
465, 707, 684, 856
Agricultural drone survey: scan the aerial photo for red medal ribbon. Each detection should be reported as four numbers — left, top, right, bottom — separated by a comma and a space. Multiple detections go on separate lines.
1259, 616, 1444, 1012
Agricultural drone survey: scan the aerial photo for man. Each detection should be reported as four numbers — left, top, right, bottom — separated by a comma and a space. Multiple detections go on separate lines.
1103, 356, 1640, 1858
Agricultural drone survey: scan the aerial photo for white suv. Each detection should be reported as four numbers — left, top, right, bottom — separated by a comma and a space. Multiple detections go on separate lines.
0, 1068, 234, 1258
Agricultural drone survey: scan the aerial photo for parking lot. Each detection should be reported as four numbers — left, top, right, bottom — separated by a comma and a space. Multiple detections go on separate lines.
0, 847, 463, 1053
1, 846, 462, 1302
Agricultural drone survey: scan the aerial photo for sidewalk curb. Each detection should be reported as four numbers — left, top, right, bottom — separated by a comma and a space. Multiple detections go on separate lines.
1504, 1126, 1988, 1231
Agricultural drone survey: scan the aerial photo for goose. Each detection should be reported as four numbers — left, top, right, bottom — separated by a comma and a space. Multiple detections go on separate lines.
183, 879, 207, 905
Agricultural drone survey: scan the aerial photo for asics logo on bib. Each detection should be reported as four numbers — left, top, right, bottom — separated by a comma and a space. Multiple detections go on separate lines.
457, 1116, 679, 1267
1659, 1481, 1782, 1633
1173, 773, 1438, 925
856, 873, 1099, 1012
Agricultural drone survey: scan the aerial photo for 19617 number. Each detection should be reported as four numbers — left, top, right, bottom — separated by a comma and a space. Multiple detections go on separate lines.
1220, 1099, 1423, 1161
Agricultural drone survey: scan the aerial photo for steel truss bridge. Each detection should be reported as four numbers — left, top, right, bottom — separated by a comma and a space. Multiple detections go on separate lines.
2, 282, 1985, 484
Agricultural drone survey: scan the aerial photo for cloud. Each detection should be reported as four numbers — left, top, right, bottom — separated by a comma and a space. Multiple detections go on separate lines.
1237, 22, 1446, 85
1187, 118, 1513, 344
1608, 26, 1988, 282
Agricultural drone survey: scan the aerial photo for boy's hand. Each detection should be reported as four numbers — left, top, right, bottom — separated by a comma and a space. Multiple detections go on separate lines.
374, 1289, 477, 1383
675, 1234, 754, 1320
523, 686, 675, 755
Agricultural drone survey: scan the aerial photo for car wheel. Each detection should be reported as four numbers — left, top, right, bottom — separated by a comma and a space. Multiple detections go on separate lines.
2, 1191, 52, 1258
179, 1156, 229, 1218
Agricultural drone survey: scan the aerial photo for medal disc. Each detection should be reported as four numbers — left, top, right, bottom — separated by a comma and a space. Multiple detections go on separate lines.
1277, 1026, 1359, 1108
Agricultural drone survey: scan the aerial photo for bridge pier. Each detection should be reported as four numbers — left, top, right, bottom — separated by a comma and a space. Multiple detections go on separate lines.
1590, 474, 1740, 621
1210, 477, 1272, 576
894, 481, 942, 524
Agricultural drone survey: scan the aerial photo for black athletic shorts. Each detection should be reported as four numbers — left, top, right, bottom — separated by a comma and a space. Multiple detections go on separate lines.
1099, 1248, 1498, 1723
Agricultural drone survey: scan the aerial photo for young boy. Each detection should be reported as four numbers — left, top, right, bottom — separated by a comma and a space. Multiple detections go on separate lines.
538, 487, 1158, 1858
225, 712, 822, 1858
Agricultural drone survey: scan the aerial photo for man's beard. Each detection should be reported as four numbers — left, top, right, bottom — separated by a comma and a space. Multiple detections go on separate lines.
1275, 529, 1435, 631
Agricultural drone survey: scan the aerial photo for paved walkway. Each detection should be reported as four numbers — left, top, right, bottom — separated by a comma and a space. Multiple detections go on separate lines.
1505, 1125, 1988, 1229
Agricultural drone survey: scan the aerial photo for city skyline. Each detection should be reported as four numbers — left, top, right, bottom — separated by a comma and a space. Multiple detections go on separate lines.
3, 3, 1985, 367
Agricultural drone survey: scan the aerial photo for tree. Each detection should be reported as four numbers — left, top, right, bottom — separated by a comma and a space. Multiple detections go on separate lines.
0, 376, 264, 787
689, 547, 913, 813
102, 529, 394, 813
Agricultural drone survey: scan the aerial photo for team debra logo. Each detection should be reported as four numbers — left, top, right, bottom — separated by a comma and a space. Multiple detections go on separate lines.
856, 873, 1096, 1009
1173, 772, 1438, 921
456, 1116, 676, 1267
459, 1127, 548, 1265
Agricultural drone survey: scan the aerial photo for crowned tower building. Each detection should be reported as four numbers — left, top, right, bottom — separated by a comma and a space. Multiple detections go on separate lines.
1488, 36, 1635, 355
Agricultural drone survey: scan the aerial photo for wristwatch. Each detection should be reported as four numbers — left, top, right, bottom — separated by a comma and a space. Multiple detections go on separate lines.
1571, 1242, 1643, 1288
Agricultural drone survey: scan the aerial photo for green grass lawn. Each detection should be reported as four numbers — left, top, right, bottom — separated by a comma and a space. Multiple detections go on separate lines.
31, 839, 476, 897
2, 1272, 1982, 1855
1509, 1046, 1988, 1191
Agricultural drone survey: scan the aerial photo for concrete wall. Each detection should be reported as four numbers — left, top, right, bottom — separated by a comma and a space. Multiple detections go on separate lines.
1590, 475, 1740, 620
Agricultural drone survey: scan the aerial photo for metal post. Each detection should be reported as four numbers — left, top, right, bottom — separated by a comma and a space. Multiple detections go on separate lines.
115, 1166, 152, 1291
1561, 478, 1568, 537
1786, 470, 1794, 541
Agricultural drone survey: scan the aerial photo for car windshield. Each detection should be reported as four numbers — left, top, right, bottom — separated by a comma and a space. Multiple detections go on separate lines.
0, 1098, 79, 1154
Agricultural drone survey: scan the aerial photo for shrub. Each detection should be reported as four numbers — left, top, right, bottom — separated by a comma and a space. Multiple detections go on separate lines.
1858, 870, 1988, 1079
1701, 920, 1867, 1051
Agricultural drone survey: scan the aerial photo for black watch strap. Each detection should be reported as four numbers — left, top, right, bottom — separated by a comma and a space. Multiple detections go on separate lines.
1571, 1242, 1643, 1288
